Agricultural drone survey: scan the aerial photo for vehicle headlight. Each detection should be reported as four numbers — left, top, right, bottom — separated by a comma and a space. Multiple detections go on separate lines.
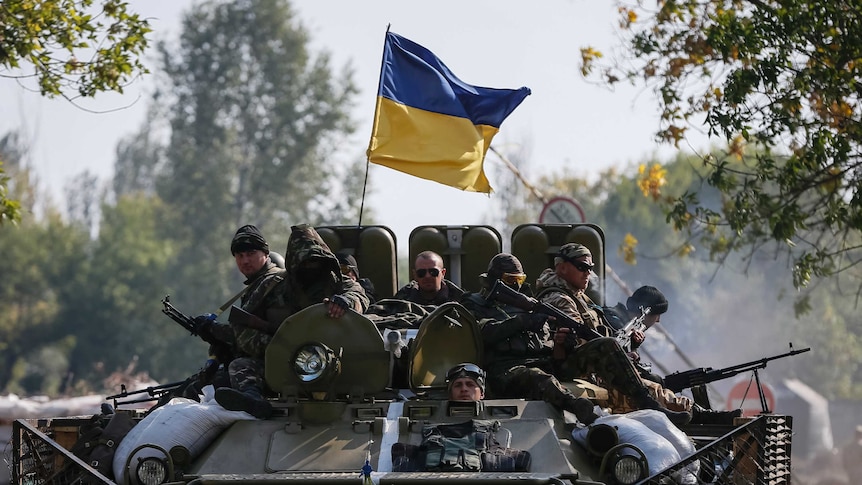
612, 455, 645, 485
293, 343, 339, 382
135, 457, 168, 485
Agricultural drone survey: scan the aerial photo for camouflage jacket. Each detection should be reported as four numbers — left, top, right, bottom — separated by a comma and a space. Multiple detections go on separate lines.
393, 279, 465, 306
534, 268, 611, 346
241, 261, 286, 318
233, 224, 369, 359
460, 291, 553, 371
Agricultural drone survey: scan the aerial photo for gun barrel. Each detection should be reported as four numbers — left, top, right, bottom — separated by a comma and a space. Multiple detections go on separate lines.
665, 345, 811, 392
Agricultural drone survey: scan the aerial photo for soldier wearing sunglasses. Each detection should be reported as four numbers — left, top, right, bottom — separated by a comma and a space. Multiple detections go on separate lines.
460, 253, 601, 425
534, 243, 691, 425
393, 250, 465, 305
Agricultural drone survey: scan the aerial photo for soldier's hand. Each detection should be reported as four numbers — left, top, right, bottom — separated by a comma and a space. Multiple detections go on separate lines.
193, 313, 218, 339
197, 359, 219, 384
631, 330, 645, 346
553, 327, 571, 346
324, 294, 351, 318
627, 351, 641, 363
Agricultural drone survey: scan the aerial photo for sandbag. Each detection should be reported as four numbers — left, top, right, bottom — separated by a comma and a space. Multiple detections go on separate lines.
112, 385, 256, 482
572, 414, 681, 476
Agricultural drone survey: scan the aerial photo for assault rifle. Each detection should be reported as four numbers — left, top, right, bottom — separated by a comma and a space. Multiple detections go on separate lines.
486, 280, 604, 342
616, 306, 650, 352
664, 343, 810, 412
228, 305, 280, 335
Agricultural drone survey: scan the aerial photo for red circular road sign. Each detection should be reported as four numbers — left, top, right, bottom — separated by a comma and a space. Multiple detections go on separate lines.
539, 196, 586, 223
726, 380, 776, 416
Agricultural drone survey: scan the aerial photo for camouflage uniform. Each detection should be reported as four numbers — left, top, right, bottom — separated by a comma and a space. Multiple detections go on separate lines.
227, 224, 369, 393
393, 279, 465, 305
460, 288, 582, 412
534, 268, 685, 413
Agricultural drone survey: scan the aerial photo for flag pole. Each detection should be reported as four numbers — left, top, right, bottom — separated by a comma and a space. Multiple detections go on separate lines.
357, 24, 392, 228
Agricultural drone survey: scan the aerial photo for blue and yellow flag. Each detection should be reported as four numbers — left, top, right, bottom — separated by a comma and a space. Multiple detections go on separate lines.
367, 32, 531, 193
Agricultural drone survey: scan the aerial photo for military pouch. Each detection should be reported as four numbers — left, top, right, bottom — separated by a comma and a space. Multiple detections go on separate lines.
391, 442, 421, 472
480, 447, 532, 472
70, 411, 137, 479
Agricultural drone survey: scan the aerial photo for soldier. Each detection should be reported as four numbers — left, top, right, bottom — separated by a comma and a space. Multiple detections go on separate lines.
460, 253, 599, 425
534, 243, 691, 425
604, 284, 742, 424
447, 363, 486, 402
336, 251, 378, 303
603, 285, 669, 384
178, 224, 285, 402
393, 250, 465, 305
212, 224, 369, 418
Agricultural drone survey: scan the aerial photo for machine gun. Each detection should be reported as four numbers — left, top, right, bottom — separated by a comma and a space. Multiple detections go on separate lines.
664, 343, 811, 413
616, 306, 650, 352
161, 295, 234, 364
486, 280, 604, 342
162, 295, 207, 337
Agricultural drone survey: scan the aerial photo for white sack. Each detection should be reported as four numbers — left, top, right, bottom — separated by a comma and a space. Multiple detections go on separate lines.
112, 386, 256, 482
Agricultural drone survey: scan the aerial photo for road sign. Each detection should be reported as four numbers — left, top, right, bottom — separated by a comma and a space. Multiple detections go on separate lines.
539, 196, 586, 223
726, 380, 776, 416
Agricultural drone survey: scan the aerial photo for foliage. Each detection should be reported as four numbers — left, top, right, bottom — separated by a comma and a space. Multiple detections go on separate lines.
507, 152, 862, 399
0, 0, 151, 226
143, 0, 359, 306
582, 0, 862, 292
0, 0, 151, 98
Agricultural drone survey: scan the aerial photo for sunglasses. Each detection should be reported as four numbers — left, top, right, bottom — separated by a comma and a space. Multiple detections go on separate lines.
571, 260, 595, 273
446, 363, 486, 381
339, 264, 355, 276
416, 267, 441, 278
501, 272, 527, 287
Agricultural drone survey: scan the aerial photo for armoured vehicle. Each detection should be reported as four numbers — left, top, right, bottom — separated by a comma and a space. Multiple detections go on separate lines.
8, 224, 795, 484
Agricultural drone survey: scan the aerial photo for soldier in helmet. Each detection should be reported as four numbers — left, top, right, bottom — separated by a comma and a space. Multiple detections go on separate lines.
459, 253, 599, 425
446, 363, 486, 402
393, 250, 465, 305
210, 224, 370, 418
534, 243, 691, 425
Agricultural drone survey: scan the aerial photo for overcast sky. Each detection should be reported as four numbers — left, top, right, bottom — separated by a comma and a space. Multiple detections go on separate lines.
0, 0, 708, 247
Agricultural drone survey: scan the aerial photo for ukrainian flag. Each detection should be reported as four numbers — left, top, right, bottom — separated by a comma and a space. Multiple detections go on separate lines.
367, 32, 531, 193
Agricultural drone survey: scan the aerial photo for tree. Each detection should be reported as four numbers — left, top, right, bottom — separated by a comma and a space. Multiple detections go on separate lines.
518, 153, 861, 399
0, 0, 151, 226
142, 0, 358, 305
582, 1, 862, 293
0, 133, 25, 225
0, 0, 151, 99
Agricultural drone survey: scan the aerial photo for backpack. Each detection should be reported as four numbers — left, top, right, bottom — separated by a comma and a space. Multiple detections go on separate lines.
391, 419, 531, 472
70, 409, 137, 480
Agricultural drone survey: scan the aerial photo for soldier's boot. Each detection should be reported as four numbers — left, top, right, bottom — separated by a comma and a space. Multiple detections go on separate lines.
215, 386, 273, 419
691, 405, 743, 425
634, 389, 692, 426
565, 397, 600, 425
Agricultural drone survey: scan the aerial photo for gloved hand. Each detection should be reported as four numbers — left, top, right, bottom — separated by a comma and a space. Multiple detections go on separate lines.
517, 312, 548, 331
329, 294, 352, 310
193, 313, 218, 339
197, 358, 220, 385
